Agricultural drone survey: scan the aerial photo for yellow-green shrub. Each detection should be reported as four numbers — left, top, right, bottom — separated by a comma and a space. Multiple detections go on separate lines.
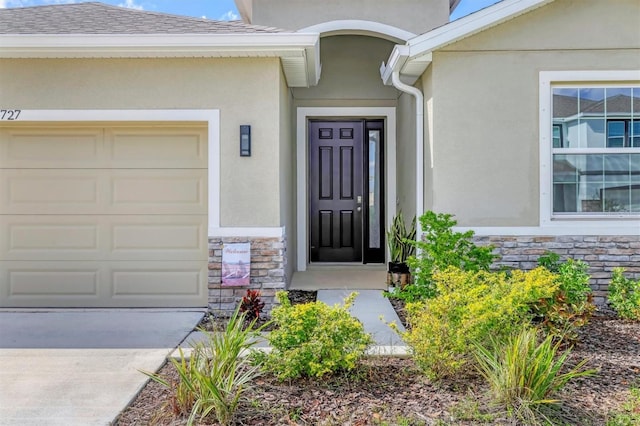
260, 291, 372, 380
609, 268, 640, 320
402, 267, 558, 380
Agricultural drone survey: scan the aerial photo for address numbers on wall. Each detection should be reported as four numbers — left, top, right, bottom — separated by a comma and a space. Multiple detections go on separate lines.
0, 110, 21, 120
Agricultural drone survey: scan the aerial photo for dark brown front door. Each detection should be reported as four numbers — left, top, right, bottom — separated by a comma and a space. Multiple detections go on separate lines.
309, 121, 363, 262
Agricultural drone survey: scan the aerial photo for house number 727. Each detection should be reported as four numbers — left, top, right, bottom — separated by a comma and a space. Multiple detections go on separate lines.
0, 110, 21, 120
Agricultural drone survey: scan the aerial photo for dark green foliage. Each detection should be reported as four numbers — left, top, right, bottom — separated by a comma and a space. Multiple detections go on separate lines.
536, 253, 595, 342
387, 211, 416, 264
396, 211, 497, 302
609, 268, 640, 320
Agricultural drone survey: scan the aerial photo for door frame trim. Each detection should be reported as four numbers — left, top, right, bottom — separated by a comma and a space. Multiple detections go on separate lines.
296, 107, 397, 271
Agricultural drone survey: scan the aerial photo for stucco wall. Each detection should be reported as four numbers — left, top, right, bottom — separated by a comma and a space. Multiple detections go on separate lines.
429, 0, 640, 227
396, 91, 416, 219
249, 0, 449, 35
292, 36, 398, 103
0, 57, 283, 228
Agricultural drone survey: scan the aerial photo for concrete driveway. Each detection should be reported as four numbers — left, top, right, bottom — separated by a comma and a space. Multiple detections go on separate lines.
0, 309, 204, 426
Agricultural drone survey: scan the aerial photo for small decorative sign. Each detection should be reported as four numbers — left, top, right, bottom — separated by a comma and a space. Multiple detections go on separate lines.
221, 243, 251, 287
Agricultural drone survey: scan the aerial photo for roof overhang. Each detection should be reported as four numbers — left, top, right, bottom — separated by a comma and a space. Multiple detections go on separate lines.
298, 20, 416, 43
450, 0, 462, 13
0, 32, 321, 87
235, 0, 252, 23
381, 0, 556, 85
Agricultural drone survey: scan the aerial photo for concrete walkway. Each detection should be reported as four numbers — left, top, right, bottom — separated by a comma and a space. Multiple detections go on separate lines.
317, 289, 406, 350
0, 309, 204, 426
183, 290, 407, 356
0, 291, 406, 425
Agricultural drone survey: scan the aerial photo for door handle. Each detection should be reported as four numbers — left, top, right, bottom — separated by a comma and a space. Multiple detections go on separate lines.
357, 207, 362, 212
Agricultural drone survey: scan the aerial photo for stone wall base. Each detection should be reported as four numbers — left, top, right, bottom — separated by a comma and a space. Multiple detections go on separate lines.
207, 235, 287, 316
473, 235, 640, 304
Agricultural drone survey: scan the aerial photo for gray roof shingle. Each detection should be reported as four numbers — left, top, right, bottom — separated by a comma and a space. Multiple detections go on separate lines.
0, 2, 288, 34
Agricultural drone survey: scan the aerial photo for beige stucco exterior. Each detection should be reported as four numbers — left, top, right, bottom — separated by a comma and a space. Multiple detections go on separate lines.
293, 36, 398, 104
245, 0, 449, 35
426, 0, 640, 226
0, 57, 285, 228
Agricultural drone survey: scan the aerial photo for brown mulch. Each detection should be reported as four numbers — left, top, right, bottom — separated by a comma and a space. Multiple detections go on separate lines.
115, 302, 640, 426
196, 290, 318, 332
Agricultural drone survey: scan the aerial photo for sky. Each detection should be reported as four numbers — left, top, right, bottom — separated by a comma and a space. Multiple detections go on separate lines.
0, 0, 502, 22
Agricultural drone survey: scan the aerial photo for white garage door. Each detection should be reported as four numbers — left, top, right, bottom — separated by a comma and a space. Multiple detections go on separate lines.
0, 123, 208, 307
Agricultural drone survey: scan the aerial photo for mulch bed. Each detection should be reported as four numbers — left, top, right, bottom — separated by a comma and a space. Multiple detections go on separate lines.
115, 299, 639, 426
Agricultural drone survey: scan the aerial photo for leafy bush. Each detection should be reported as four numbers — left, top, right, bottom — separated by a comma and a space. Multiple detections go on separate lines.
474, 326, 596, 425
398, 211, 497, 302
239, 289, 265, 321
260, 291, 372, 380
535, 254, 595, 341
401, 267, 558, 379
609, 268, 640, 320
142, 307, 265, 426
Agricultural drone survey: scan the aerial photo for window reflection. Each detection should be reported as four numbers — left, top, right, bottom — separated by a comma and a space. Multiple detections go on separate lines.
368, 130, 380, 248
552, 86, 640, 215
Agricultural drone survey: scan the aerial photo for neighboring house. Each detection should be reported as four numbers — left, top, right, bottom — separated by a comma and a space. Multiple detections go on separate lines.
0, 0, 638, 310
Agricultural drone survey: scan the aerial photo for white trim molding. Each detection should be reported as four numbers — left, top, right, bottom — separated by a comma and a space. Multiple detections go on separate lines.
209, 227, 285, 238
299, 20, 417, 43
4, 109, 225, 235
457, 224, 640, 236
296, 107, 397, 271
382, 0, 556, 84
539, 70, 640, 236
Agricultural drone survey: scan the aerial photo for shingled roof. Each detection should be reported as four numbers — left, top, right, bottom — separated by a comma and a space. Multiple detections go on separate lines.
0, 2, 287, 34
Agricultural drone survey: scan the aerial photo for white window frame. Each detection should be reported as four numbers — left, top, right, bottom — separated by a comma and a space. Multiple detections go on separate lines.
539, 71, 640, 232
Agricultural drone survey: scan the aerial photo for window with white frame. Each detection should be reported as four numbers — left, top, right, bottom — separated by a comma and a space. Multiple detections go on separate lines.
551, 85, 640, 215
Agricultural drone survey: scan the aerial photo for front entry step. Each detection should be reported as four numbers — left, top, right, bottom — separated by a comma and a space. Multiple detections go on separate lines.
290, 267, 386, 291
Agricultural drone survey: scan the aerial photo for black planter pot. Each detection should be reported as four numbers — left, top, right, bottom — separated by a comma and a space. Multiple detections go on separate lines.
388, 261, 410, 274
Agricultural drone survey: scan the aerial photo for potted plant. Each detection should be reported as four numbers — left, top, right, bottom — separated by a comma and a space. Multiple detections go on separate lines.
386, 211, 416, 291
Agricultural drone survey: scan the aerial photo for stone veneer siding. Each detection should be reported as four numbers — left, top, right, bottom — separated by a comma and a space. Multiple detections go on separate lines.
207, 235, 287, 315
474, 235, 640, 304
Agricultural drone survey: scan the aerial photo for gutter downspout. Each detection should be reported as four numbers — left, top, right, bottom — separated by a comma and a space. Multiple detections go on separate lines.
391, 71, 424, 239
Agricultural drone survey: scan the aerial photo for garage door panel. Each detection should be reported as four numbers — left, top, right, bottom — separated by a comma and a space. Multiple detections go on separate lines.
0, 122, 208, 308
107, 127, 207, 168
112, 221, 206, 258
111, 170, 206, 213
112, 263, 205, 297
0, 128, 103, 168
1, 215, 206, 261
1, 170, 206, 215
0, 261, 206, 307
1, 170, 100, 213
1, 262, 100, 299
8, 224, 98, 250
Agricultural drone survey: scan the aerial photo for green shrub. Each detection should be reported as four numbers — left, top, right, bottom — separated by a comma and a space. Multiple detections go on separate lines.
142, 307, 265, 426
260, 291, 372, 380
401, 267, 558, 380
397, 211, 497, 303
474, 326, 596, 425
535, 254, 596, 341
609, 268, 640, 320
537, 251, 561, 273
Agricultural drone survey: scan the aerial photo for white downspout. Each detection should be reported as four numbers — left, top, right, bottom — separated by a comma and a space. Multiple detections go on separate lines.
391, 71, 424, 238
